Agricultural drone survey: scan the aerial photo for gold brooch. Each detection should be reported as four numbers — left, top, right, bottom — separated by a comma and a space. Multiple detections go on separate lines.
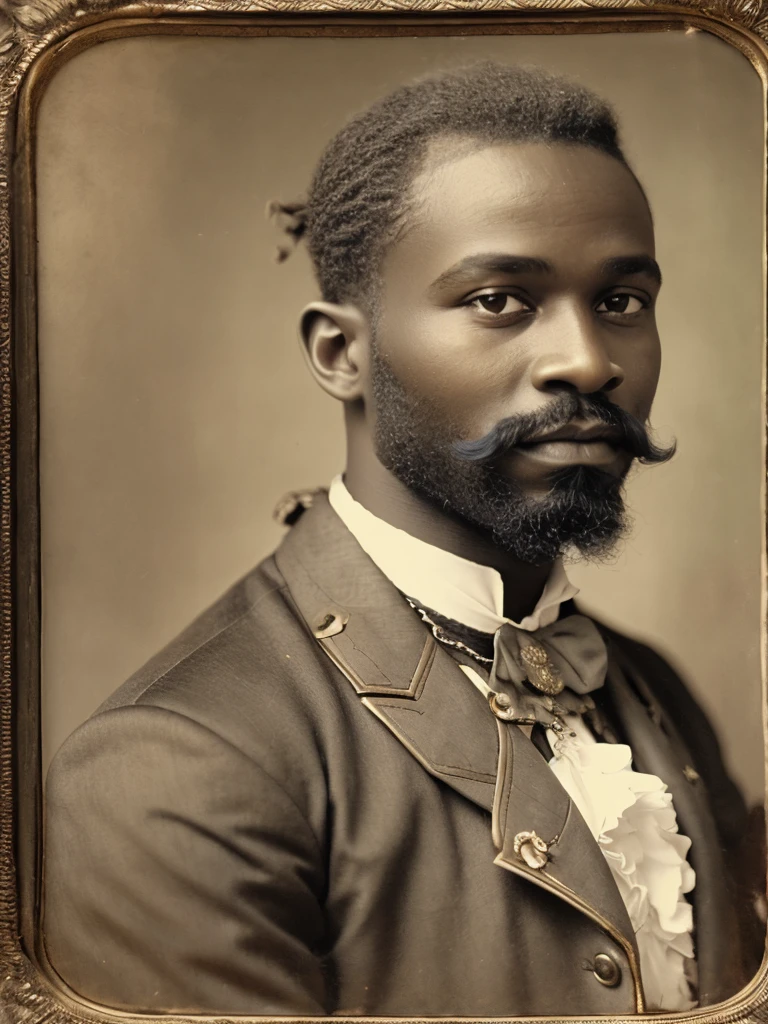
513, 830, 550, 870
519, 640, 564, 695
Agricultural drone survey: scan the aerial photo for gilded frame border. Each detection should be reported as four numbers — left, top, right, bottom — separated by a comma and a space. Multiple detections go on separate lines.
2, 3, 767, 1024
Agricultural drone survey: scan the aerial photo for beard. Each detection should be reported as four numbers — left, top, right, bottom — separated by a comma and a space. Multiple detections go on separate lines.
370, 346, 674, 566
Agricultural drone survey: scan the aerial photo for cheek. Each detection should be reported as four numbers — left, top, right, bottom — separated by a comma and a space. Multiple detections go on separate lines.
374, 315, 462, 400
622, 335, 662, 418
376, 311, 526, 410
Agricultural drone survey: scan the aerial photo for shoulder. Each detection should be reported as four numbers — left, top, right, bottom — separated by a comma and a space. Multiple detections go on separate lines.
97, 552, 297, 710
97, 549, 336, 720
566, 600, 707, 720
591, 612, 716, 746
595, 615, 714, 728
48, 543, 348, 801
590, 612, 751, 839
44, 552, 343, 877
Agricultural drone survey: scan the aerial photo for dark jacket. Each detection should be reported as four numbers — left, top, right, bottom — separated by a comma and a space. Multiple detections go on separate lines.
43, 494, 759, 1016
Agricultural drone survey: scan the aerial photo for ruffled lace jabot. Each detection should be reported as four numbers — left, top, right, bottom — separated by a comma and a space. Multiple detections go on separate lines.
548, 717, 697, 1011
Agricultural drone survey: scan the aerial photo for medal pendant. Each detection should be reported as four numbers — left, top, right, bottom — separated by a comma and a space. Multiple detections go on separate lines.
520, 640, 565, 696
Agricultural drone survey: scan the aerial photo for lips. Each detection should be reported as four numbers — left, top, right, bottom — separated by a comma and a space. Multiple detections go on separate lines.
503, 419, 628, 477
518, 421, 623, 449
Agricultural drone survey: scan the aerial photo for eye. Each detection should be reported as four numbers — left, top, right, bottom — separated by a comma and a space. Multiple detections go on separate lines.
467, 291, 530, 318
596, 293, 646, 315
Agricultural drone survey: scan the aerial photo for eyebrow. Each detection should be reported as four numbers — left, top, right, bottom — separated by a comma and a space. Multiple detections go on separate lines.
429, 255, 553, 294
428, 252, 662, 293
602, 256, 662, 286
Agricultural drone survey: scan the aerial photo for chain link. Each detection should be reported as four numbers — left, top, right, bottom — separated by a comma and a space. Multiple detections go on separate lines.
405, 598, 494, 666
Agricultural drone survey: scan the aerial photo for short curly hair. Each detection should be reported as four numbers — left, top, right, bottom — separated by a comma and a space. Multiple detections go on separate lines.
284, 62, 635, 307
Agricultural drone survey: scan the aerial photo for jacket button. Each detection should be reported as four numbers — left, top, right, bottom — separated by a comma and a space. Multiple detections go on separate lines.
593, 953, 622, 987
313, 609, 349, 639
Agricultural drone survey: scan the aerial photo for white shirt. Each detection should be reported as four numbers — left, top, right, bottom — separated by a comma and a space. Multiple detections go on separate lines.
329, 474, 578, 633
328, 475, 697, 1011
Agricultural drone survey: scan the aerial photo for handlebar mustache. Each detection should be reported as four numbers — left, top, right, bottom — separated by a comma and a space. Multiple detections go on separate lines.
452, 393, 676, 466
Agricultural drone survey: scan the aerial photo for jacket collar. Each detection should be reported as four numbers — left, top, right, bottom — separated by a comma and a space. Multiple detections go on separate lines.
275, 493, 642, 1000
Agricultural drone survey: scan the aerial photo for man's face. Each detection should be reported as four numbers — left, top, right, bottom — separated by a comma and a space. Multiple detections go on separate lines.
366, 139, 666, 564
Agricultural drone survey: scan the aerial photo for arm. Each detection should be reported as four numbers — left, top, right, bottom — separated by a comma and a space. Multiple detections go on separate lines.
44, 704, 330, 1014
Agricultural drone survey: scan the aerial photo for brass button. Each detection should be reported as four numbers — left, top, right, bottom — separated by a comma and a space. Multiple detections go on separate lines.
593, 952, 622, 988
490, 692, 517, 721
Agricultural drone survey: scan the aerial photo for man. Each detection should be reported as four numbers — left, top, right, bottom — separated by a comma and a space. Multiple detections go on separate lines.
43, 63, 762, 1016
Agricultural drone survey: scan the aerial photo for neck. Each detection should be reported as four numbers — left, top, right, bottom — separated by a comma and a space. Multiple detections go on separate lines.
344, 447, 554, 624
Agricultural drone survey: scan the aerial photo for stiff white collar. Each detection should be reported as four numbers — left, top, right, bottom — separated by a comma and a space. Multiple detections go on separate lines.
328, 475, 578, 634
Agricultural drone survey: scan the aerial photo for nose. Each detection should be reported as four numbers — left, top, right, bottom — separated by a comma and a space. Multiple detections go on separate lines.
530, 310, 624, 395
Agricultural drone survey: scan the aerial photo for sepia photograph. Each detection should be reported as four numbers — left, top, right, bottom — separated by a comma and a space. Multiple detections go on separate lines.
2, 8, 767, 1024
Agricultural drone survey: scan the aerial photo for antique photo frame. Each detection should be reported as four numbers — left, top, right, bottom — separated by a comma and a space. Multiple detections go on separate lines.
2, 2, 768, 1023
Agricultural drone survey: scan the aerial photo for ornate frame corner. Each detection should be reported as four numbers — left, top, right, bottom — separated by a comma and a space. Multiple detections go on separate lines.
0, 3, 766, 1024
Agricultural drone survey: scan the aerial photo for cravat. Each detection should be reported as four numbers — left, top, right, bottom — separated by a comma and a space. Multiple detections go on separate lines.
489, 614, 609, 729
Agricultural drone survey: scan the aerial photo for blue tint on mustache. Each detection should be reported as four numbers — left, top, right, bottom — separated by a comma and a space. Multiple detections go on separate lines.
452, 392, 676, 466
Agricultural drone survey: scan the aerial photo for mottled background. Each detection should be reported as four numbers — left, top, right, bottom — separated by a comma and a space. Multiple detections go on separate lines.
36, 27, 765, 804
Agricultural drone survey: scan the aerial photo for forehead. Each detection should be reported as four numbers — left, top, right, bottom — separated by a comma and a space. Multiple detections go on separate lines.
381, 140, 655, 290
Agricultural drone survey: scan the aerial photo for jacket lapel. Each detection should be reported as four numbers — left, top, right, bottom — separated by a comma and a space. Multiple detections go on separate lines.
275, 495, 500, 806
275, 494, 641, 999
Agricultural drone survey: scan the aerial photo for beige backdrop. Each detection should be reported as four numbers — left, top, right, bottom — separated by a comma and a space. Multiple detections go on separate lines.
36, 27, 766, 804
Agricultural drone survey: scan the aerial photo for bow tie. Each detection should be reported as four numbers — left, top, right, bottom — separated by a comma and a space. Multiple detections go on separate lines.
489, 614, 608, 729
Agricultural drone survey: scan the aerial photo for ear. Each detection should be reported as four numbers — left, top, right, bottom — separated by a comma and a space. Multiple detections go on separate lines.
299, 301, 371, 402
